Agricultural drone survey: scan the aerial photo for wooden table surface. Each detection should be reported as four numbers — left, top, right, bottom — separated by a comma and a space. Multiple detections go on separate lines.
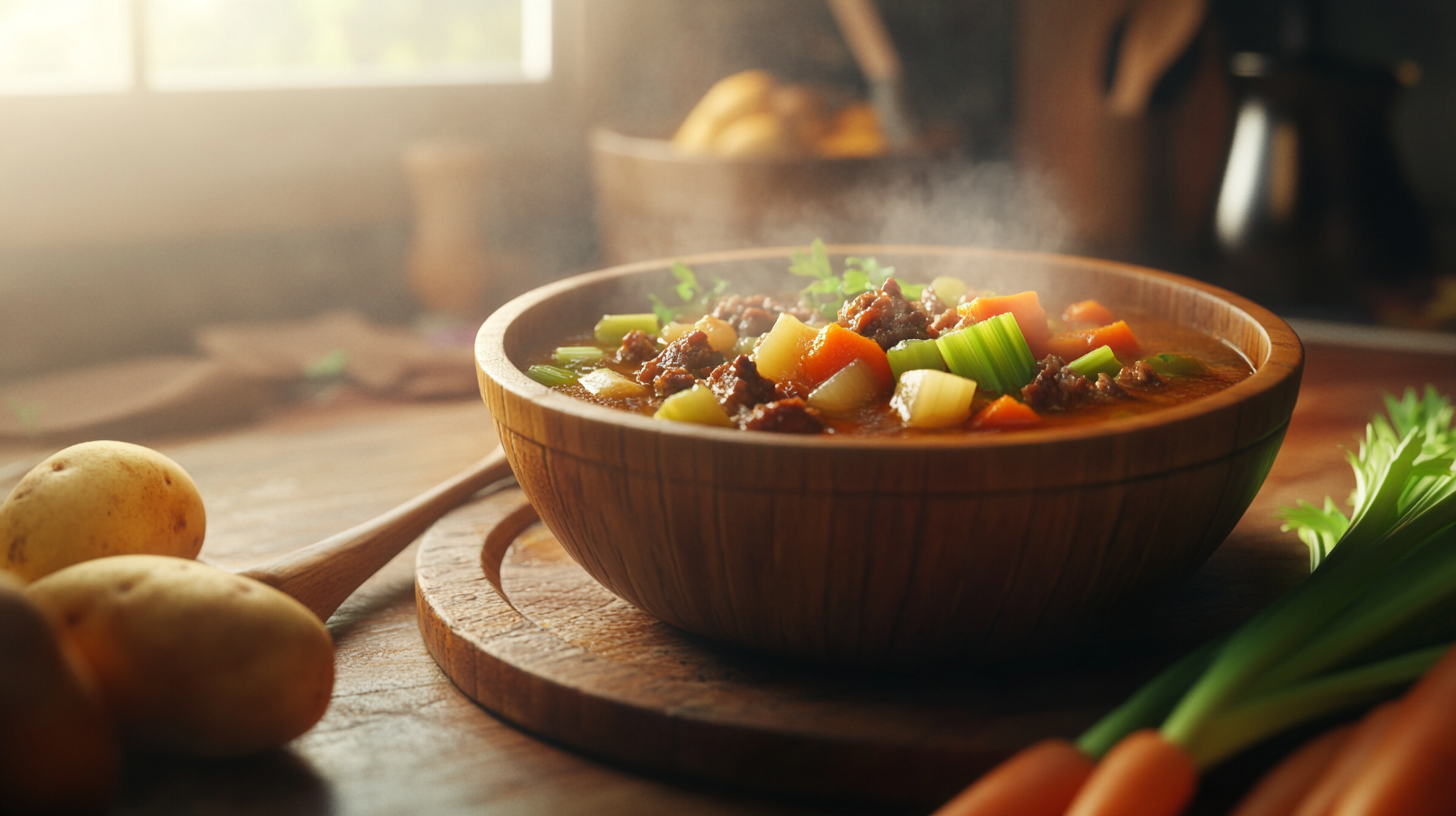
3, 339, 1454, 816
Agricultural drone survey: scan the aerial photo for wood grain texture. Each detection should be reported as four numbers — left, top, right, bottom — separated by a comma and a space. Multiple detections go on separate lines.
475, 246, 1305, 665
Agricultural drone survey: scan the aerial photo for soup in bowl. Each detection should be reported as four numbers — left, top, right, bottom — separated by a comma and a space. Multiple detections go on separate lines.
475, 245, 1303, 666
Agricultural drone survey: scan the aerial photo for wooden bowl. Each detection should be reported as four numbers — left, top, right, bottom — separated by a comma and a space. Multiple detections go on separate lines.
475, 246, 1303, 666
590, 129, 948, 265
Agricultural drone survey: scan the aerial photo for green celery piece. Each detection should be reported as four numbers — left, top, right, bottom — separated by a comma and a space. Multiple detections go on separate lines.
1077, 641, 1222, 759
594, 313, 659, 346
554, 346, 605, 367
935, 313, 1036, 396
1277, 497, 1350, 571
1188, 645, 1445, 769
1143, 353, 1205, 377
526, 365, 578, 387
1253, 525, 1456, 694
887, 338, 946, 381
1163, 425, 1448, 750
1068, 345, 1122, 380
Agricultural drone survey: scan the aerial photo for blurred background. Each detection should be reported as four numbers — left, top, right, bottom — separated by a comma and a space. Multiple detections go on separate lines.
2, 0, 1454, 392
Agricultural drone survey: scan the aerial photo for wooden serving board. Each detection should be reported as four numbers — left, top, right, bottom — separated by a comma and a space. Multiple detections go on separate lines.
415, 486, 1311, 810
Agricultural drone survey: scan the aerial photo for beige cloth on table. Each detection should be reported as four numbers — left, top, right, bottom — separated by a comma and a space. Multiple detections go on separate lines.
0, 311, 478, 441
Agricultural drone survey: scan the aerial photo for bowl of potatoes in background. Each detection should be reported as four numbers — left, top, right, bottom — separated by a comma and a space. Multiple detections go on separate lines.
0, 442, 335, 815
591, 70, 954, 265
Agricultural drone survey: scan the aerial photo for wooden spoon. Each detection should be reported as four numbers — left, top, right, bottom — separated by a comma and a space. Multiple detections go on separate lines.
237, 447, 513, 621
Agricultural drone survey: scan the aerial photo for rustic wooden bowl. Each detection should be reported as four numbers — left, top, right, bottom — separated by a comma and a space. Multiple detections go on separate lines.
590, 129, 948, 265
475, 245, 1303, 666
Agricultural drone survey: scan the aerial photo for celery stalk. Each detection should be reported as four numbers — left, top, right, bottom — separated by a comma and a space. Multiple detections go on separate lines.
1187, 645, 1445, 769
594, 313, 659, 346
526, 365, 578, 387
934, 313, 1035, 396
886, 338, 946, 381
554, 346, 605, 367
1067, 345, 1121, 380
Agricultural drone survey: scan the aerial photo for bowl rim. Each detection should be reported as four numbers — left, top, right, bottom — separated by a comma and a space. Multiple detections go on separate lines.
476, 244, 1304, 453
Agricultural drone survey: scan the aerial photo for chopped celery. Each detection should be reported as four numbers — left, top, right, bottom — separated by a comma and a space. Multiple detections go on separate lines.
554, 346, 605, 368
891, 369, 977, 429
928, 275, 967, 306
887, 338, 946, 381
653, 384, 733, 427
594, 313, 659, 346
934, 313, 1036, 396
1144, 353, 1206, 377
1068, 345, 1122, 380
578, 368, 649, 399
807, 359, 879, 414
527, 365, 578, 387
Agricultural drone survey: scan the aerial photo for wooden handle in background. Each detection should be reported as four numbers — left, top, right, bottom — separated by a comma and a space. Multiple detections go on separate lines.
238, 447, 514, 621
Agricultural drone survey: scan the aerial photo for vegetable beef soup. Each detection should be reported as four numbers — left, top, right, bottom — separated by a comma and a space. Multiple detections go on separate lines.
525, 246, 1252, 436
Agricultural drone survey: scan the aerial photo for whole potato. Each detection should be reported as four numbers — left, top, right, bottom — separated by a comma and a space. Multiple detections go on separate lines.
27, 555, 335, 757
2, 441, 206, 582
0, 570, 119, 815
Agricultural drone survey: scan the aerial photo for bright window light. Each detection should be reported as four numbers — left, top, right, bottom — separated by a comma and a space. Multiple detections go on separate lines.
0, 0, 132, 95
146, 0, 552, 91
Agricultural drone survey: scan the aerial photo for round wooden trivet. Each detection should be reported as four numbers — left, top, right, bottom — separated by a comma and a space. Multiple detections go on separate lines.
415, 488, 1306, 809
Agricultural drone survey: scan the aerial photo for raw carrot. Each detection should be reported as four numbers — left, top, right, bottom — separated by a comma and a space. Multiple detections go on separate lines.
961, 292, 1051, 357
1063, 299, 1115, 325
1064, 729, 1197, 816
1228, 725, 1352, 816
972, 395, 1040, 429
1292, 703, 1402, 816
1329, 646, 1456, 816
929, 739, 1093, 816
799, 323, 892, 390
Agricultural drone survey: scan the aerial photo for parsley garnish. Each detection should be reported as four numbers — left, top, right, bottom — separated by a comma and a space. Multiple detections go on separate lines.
789, 239, 921, 319
650, 261, 728, 324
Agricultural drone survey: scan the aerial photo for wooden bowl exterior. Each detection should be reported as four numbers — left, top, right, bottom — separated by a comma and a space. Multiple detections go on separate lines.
590, 130, 945, 264
476, 246, 1303, 665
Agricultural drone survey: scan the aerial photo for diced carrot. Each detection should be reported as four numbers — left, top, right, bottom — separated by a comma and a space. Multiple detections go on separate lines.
973, 395, 1040, 429
1330, 645, 1456, 816
1045, 320, 1142, 362
961, 292, 1051, 357
799, 323, 892, 391
1063, 299, 1115, 325
1294, 703, 1401, 816
1088, 320, 1141, 358
1228, 725, 1352, 816
1064, 730, 1197, 816
930, 739, 1094, 816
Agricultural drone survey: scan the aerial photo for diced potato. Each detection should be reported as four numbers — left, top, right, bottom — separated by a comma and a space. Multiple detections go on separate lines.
807, 359, 879, 414
579, 369, 650, 399
693, 315, 739, 354
660, 321, 695, 344
891, 369, 978, 429
653, 384, 733, 427
752, 312, 817, 382
929, 276, 967, 306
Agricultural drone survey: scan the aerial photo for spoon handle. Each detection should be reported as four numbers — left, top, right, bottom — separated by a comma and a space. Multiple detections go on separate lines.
237, 447, 514, 621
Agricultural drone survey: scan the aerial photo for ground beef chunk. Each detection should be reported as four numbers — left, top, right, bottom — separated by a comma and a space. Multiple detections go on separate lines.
928, 307, 971, 337
707, 355, 778, 413
616, 329, 658, 364
921, 287, 949, 318
1118, 360, 1163, 388
1021, 355, 1129, 411
712, 295, 781, 336
837, 278, 933, 350
740, 398, 824, 434
636, 330, 722, 396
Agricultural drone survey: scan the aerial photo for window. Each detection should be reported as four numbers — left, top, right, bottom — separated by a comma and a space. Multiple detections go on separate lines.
0, 0, 551, 95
